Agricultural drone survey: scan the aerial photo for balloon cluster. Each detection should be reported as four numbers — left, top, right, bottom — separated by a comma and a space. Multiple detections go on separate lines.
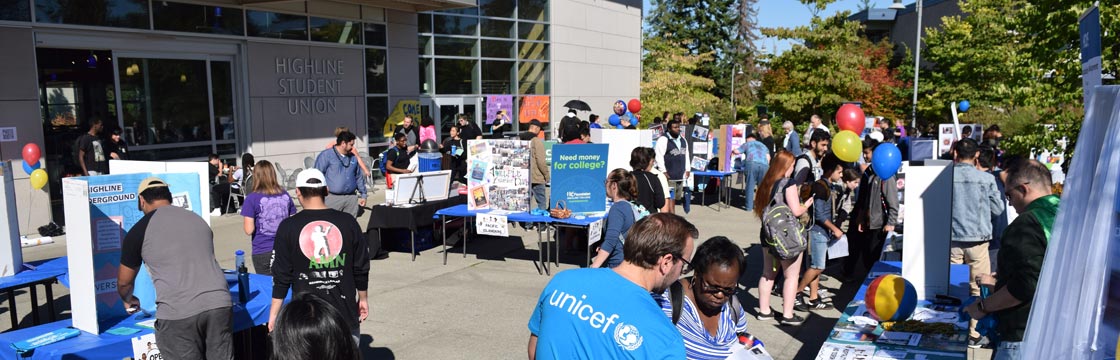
831, 104, 902, 178
608, 99, 641, 128
21, 143, 47, 190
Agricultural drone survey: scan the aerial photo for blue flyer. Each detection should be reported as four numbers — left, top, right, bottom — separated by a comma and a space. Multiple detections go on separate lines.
550, 144, 609, 213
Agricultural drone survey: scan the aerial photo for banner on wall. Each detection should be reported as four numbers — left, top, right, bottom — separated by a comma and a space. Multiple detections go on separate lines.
63, 172, 203, 334
486, 95, 514, 125
384, 99, 421, 137
519, 96, 550, 124
718, 125, 748, 172
551, 144, 609, 213
466, 139, 532, 212
937, 123, 982, 156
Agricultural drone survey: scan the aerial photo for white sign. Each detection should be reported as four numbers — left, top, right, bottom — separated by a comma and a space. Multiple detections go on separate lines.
131, 333, 160, 360
588, 219, 603, 245
475, 213, 509, 237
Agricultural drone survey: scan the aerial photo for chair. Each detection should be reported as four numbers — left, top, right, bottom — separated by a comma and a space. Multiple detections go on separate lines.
303, 156, 315, 170
287, 168, 303, 190
274, 162, 289, 188
225, 179, 244, 214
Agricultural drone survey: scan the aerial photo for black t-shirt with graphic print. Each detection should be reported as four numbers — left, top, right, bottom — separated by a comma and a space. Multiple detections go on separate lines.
271, 208, 370, 331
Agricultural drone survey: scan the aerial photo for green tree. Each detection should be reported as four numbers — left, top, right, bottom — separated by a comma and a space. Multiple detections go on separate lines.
647, 0, 740, 99
640, 37, 723, 125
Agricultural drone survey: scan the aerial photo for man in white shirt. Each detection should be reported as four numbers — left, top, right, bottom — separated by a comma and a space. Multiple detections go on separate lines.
804, 114, 830, 148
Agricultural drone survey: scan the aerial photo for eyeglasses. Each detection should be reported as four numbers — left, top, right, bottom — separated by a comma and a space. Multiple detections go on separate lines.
697, 277, 737, 297
673, 254, 693, 275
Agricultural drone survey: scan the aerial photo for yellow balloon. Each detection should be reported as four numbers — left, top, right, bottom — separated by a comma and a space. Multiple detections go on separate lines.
832, 130, 862, 162
29, 169, 48, 190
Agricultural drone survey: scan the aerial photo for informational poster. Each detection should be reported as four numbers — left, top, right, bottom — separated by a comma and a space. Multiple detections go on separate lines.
384, 99, 421, 138
550, 144, 609, 213
519, 96, 550, 124
485, 95, 513, 125
63, 172, 202, 334
475, 214, 509, 237
466, 139, 531, 212
937, 123, 982, 156
690, 126, 709, 142
542, 140, 558, 167
132, 333, 160, 360
718, 125, 748, 172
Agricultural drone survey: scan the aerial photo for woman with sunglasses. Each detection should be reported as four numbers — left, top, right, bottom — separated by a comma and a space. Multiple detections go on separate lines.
659, 236, 757, 359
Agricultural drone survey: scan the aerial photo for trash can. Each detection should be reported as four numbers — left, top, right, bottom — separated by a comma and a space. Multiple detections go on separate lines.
418, 139, 442, 173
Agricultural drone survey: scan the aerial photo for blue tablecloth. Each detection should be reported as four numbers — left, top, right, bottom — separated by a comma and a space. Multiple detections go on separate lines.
693, 170, 735, 177
0, 259, 69, 292
434, 204, 555, 223
0, 273, 284, 360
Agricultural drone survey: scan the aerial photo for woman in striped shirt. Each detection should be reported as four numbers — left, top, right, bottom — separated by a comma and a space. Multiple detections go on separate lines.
659, 236, 754, 359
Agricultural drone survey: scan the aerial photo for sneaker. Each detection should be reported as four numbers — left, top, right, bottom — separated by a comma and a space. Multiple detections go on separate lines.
756, 309, 775, 321
779, 314, 805, 326
818, 289, 836, 301
967, 336, 989, 349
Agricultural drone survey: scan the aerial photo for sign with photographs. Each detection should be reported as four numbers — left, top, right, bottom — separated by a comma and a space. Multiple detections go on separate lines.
718, 125, 748, 172
937, 123, 982, 156
466, 139, 532, 212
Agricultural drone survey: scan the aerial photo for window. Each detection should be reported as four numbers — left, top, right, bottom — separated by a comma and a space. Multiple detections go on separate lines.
0, 0, 31, 21
518, 62, 548, 95
419, 58, 432, 94
481, 19, 515, 38
519, 22, 548, 41
479, 0, 515, 18
118, 58, 212, 145
366, 49, 388, 94
246, 10, 308, 40
433, 14, 477, 36
519, 42, 548, 61
481, 60, 514, 94
35, 0, 149, 29
130, 145, 214, 161
481, 40, 515, 59
364, 23, 387, 46
518, 0, 548, 22
43, 83, 81, 127
211, 61, 236, 141
435, 59, 477, 94
310, 17, 361, 44
366, 97, 390, 142
434, 7, 479, 16
418, 13, 432, 33
434, 36, 477, 57
419, 35, 432, 55
153, 2, 244, 35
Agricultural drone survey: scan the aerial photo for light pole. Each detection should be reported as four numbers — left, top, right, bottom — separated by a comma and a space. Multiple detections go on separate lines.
890, 0, 920, 129
731, 64, 744, 120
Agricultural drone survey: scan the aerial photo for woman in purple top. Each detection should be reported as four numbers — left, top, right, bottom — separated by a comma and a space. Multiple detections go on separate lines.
241, 160, 297, 275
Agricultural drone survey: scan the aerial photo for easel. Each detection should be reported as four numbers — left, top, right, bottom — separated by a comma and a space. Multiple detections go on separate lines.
409, 173, 427, 204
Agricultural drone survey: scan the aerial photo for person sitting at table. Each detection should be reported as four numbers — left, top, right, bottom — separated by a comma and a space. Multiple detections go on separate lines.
271, 293, 360, 360
118, 177, 233, 360
384, 133, 415, 188
657, 236, 754, 360
590, 169, 643, 268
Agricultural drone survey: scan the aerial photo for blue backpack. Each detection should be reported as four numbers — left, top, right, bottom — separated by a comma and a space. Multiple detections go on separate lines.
378, 148, 394, 175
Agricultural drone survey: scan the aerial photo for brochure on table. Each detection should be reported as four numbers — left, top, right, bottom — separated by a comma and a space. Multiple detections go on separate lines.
590, 128, 652, 173
717, 125, 748, 172
0, 161, 23, 277
466, 139, 532, 212
550, 144, 609, 213
63, 172, 203, 334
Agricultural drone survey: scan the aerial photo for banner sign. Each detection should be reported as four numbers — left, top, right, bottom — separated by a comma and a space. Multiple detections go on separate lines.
466, 140, 531, 212
519, 96, 550, 124
486, 95, 514, 125
718, 125, 748, 172
550, 144, 609, 213
384, 99, 421, 138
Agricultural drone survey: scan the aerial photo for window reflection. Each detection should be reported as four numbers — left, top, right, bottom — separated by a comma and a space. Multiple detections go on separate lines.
35, 0, 149, 29
435, 36, 477, 57
518, 0, 548, 22
518, 62, 548, 95
481, 19, 515, 38
366, 97, 389, 142
154, 2, 244, 35
366, 49, 388, 94
519, 22, 548, 41
310, 17, 361, 44
482, 40, 515, 58
246, 10, 308, 40
436, 59, 477, 95
480, 0, 515, 18
433, 15, 477, 36
118, 58, 212, 145
481, 60, 514, 94
519, 42, 548, 61
0, 0, 31, 21
364, 23, 387, 47
211, 61, 236, 141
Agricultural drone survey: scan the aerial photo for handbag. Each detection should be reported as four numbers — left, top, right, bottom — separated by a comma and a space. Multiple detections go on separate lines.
550, 200, 572, 219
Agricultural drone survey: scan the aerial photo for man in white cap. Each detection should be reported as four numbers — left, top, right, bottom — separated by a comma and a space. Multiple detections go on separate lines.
118, 177, 232, 360
269, 169, 370, 346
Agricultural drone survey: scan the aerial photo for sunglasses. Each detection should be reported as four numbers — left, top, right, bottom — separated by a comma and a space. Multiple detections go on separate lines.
697, 277, 737, 297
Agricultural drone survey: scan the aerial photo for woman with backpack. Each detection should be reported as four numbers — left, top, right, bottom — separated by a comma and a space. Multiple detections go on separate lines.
753, 150, 814, 326
590, 169, 645, 269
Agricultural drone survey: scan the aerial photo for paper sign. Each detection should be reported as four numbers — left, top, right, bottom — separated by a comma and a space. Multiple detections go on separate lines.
486, 95, 513, 125
519, 96, 550, 124
132, 333, 160, 360
588, 219, 603, 245
828, 235, 849, 259
692, 141, 709, 157
0, 127, 16, 142
476, 213, 509, 237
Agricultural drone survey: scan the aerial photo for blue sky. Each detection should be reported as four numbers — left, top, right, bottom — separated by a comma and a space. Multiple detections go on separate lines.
641, 0, 881, 54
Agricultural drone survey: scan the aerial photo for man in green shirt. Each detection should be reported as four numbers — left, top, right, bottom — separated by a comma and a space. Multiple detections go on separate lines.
965, 159, 1058, 360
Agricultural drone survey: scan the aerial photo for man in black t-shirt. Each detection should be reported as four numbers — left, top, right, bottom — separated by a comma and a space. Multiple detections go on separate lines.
385, 133, 415, 187
77, 118, 109, 175
269, 169, 370, 343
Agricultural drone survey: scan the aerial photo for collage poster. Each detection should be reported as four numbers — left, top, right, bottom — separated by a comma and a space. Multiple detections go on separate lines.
466, 139, 532, 212
937, 123, 982, 156
718, 124, 748, 172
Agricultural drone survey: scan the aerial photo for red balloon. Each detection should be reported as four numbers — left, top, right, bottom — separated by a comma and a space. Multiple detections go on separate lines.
628, 99, 642, 113
21, 143, 41, 165
835, 104, 866, 133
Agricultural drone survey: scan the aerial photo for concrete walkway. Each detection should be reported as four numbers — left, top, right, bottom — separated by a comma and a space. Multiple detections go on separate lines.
2, 185, 992, 359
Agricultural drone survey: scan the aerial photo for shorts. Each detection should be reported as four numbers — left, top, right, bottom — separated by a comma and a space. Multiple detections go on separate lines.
808, 229, 829, 270
668, 180, 684, 199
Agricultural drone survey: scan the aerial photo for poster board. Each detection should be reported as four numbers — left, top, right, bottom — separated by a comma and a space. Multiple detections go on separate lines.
550, 144, 609, 213
384, 99, 421, 137
718, 125, 748, 172
63, 172, 203, 334
485, 95, 513, 125
590, 129, 653, 173
0, 162, 22, 276
466, 139, 531, 212
937, 124, 982, 156
391, 170, 452, 204
131, 333, 160, 360
901, 160, 952, 300
110, 160, 210, 226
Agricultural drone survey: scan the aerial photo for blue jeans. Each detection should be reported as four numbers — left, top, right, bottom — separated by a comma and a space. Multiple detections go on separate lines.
743, 161, 768, 210
992, 341, 1021, 360
808, 228, 829, 270
532, 184, 548, 211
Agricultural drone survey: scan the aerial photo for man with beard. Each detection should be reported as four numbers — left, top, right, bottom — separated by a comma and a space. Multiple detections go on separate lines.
654, 119, 691, 214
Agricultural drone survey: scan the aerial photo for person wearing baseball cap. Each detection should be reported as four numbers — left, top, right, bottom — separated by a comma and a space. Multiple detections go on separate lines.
269, 169, 370, 347
118, 177, 233, 359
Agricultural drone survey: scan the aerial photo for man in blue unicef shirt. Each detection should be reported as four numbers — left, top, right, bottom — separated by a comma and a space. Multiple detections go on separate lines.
527, 213, 697, 359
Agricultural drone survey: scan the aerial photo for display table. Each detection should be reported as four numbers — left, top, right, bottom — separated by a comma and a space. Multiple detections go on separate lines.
817, 261, 972, 359
0, 258, 70, 330
366, 195, 466, 261
549, 216, 607, 268
0, 272, 284, 360
692, 170, 735, 210
432, 205, 554, 273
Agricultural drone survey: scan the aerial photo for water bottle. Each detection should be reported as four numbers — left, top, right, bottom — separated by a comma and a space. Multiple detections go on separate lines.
235, 250, 249, 304
977, 284, 997, 342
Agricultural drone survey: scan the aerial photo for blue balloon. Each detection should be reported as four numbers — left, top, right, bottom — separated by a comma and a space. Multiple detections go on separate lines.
21, 160, 39, 174
872, 143, 903, 179
608, 114, 622, 127
959, 100, 970, 112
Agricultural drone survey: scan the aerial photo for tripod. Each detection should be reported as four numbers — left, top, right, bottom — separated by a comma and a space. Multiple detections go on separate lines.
408, 173, 427, 204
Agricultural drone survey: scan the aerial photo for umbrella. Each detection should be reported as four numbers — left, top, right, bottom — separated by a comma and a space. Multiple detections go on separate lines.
563, 100, 592, 112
